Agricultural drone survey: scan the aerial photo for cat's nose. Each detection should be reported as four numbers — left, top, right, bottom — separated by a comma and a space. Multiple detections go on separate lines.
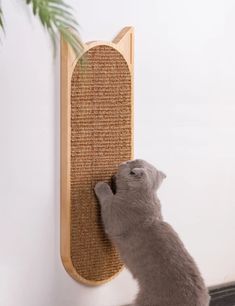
111, 175, 117, 193
111, 174, 116, 182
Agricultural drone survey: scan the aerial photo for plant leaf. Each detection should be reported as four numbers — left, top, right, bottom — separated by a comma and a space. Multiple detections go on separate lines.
0, 6, 4, 32
25, 0, 83, 56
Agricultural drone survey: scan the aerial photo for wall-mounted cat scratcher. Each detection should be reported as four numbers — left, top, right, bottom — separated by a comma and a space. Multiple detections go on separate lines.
60, 27, 134, 285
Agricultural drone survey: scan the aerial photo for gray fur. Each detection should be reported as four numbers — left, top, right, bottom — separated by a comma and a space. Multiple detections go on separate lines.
94, 159, 210, 306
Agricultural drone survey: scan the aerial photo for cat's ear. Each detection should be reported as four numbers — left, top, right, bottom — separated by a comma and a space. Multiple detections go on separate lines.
158, 171, 166, 180
131, 168, 145, 178
155, 170, 166, 190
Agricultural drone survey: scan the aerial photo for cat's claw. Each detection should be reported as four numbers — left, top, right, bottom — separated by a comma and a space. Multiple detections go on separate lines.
94, 181, 113, 199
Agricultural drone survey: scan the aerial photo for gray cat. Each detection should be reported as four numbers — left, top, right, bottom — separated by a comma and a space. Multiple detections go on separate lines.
94, 159, 210, 306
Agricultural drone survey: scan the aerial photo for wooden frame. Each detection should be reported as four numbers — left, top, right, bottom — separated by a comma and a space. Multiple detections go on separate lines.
60, 27, 134, 285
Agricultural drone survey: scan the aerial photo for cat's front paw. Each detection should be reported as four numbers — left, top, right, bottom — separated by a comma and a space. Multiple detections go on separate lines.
94, 182, 113, 199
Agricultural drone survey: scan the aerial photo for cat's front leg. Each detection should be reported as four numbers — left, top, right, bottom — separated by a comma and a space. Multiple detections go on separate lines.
94, 181, 115, 235
94, 181, 113, 209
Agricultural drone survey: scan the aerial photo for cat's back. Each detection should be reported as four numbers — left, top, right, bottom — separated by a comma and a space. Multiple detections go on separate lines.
117, 220, 209, 305
138, 221, 206, 286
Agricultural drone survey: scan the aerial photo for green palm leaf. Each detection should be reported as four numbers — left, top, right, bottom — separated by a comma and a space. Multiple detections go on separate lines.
26, 0, 83, 56
0, 7, 4, 32
0, 1, 83, 55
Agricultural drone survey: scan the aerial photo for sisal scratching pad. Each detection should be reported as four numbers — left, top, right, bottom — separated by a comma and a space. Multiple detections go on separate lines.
61, 27, 134, 285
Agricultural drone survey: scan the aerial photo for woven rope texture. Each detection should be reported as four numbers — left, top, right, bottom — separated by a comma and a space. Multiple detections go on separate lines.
70, 45, 132, 283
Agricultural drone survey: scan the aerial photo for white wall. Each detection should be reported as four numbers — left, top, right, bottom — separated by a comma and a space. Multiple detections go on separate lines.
1, 0, 235, 305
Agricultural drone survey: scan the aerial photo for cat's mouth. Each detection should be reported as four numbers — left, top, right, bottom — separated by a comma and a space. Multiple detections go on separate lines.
111, 175, 117, 194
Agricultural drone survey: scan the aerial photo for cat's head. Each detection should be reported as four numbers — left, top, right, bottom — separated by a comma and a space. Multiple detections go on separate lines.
114, 159, 166, 193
